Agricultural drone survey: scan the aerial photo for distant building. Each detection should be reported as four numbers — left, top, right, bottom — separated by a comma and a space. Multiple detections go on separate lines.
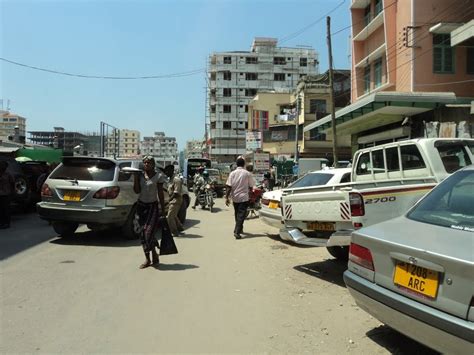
140, 132, 178, 166
29, 127, 87, 153
0, 111, 26, 143
208, 37, 318, 162
185, 139, 204, 159
106, 129, 140, 158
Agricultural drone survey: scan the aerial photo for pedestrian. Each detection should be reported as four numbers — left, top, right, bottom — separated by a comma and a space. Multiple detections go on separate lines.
269, 165, 276, 191
164, 164, 184, 237
133, 156, 166, 269
0, 161, 15, 229
191, 166, 205, 209
225, 156, 256, 239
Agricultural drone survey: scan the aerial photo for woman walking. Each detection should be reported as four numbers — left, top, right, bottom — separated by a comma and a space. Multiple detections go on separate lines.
133, 156, 166, 269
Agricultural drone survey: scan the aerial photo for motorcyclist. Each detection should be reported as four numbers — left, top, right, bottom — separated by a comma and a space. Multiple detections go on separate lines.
192, 167, 205, 209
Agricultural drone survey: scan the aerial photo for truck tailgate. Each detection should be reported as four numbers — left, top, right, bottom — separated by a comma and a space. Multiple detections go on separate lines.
282, 190, 351, 222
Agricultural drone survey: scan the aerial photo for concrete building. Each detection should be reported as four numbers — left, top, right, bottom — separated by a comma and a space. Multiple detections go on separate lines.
29, 127, 87, 153
208, 37, 318, 162
185, 139, 204, 159
305, 0, 473, 148
140, 132, 178, 166
106, 129, 140, 158
0, 111, 26, 143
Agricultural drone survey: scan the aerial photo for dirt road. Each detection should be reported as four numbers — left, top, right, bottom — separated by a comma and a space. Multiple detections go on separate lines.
1, 200, 435, 353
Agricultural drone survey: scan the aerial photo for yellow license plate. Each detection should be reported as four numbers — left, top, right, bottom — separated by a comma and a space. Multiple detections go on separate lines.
64, 191, 81, 201
307, 222, 335, 231
393, 262, 439, 298
269, 201, 279, 209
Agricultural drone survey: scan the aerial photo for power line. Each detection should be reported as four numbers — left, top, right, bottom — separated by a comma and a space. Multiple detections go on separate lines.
0, 57, 205, 79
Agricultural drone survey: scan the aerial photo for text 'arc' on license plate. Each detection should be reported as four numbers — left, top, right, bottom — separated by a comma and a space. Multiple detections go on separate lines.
393, 262, 439, 298
307, 222, 335, 231
64, 191, 81, 201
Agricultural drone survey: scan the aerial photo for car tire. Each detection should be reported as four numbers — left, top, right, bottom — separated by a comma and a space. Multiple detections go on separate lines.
326, 246, 349, 261
178, 196, 189, 225
15, 176, 29, 197
122, 205, 140, 240
52, 222, 78, 237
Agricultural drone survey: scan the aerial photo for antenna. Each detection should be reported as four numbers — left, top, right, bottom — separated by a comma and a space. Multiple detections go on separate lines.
6, 99, 11, 111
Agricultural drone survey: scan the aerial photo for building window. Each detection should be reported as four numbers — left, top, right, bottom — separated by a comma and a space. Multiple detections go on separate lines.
223, 71, 231, 80
223, 88, 232, 97
309, 99, 327, 114
223, 56, 232, 64
210, 121, 216, 129
245, 73, 258, 80
374, 58, 382, 88
300, 58, 307, 67
274, 73, 285, 81
245, 57, 257, 64
223, 121, 232, 130
364, 66, 371, 93
364, 4, 371, 26
245, 105, 248, 113
223, 105, 231, 113
374, 0, 382, 16
433, 34, 454, 73
245, 89, 257, 97
467, 47, 474, 74
211, 105, 216, 113
273, 57, 286, 65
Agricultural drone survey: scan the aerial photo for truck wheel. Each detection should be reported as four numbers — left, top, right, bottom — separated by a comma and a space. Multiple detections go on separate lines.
52, 222, 78, 237
122, 206, 140, 240
326, 246, 349, 261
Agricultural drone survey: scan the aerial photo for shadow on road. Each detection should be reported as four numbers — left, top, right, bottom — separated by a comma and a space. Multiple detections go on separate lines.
50, 230, 139, 248
177, 233, 203, 239
293, 259, 347, 288
183, 219, 200, 228
266, 234, 315, 248
154, 263, 199, 271
366, 325, 439, 355
240, 232, 267, 239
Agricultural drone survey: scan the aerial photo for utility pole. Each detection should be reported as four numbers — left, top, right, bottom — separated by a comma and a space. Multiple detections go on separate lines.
295, 95, 302, 163
327, 16, 338, 167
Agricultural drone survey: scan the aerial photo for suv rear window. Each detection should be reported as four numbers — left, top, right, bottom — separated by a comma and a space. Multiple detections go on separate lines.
290, 172, 333, 188
50, 159, 116, 181
407, 170, 474, 231
436, 143, 472, 174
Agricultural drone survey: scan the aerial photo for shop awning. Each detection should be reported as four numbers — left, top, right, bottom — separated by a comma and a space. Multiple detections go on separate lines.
304, 92, 463, 136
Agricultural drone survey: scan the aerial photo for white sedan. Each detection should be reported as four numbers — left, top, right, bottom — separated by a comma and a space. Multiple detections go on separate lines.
259, 168, 352, 230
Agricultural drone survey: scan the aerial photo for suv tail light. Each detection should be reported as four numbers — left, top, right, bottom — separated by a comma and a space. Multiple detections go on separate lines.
349, 242, 374, 271
93, 186, 120, 199
41, 183, 52, 197
349, 192, 365, 216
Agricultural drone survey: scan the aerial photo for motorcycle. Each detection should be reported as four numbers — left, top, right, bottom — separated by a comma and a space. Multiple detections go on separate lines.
197, 181, 218, 213
245, 186, 263, 219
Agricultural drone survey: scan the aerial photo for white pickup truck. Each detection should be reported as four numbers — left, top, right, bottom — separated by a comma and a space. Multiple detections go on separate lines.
280, 138, 474, 260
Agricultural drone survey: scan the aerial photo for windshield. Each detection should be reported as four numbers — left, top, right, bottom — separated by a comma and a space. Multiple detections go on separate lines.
50, 159, 116, 181
407, 170, 474, 232
289, 172, 333, 188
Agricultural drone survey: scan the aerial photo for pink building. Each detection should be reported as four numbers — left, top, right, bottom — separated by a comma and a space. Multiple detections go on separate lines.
306, 0, 473, 150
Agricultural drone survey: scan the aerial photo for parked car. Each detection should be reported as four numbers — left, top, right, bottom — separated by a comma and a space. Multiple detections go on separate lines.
37, 157, 189, 238
259, 168, 351, 230
344, 165, 474, 354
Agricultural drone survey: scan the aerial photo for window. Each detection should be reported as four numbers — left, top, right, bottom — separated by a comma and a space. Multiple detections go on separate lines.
211, 105, 216, 113
274, 73, 285, 81
223, 56, 232, 64
245, 57, 257, 64
223, 88, 231, 97
223, 121, 231, 129
467, 47, 474, 74
245, 73, 257, 80
372, 150, 385, 173
223, 71, 231, 80
309, 99, 327, 113
386, 147, 400, 171
210, 121, 216, 129
223, 105, 231, 113
300, 58, 307, 67
375, 0, 382, 16
433, 34, 454, 73
401, 145, 426, 170
356, 152, 371, 175
364, 4, 371, 25
436, 143, 472, 173
245, 89, 257, 97
364, 66, 370, 93
374, 58, 382, 88
273, 57, 286, 65
245, 105, 248, 113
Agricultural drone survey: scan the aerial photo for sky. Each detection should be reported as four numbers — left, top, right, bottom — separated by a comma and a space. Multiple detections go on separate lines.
1, 0, 352, 150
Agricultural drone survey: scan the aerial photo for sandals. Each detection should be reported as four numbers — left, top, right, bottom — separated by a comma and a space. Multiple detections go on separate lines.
139, 260, 152, 269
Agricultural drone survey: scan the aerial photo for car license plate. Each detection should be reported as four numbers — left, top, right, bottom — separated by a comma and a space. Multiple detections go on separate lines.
307, 222, 335, 231
393, 262, 439, 298
269, 201, 279, 209
64, 191, 81, 201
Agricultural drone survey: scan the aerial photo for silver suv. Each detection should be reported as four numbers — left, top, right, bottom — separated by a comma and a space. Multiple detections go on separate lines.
37, 157, 189, 238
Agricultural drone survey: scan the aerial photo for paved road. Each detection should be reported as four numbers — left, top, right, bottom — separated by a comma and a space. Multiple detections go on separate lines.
1, 200, 436, 353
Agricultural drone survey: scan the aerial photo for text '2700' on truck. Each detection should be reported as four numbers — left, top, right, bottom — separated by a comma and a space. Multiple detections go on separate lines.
280, 138, 474, 260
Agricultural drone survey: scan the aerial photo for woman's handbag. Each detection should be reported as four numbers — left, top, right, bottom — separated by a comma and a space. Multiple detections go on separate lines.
159, 217, 178, 255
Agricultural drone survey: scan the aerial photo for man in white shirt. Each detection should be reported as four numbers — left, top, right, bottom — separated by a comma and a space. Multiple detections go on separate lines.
225, 157, 255, 239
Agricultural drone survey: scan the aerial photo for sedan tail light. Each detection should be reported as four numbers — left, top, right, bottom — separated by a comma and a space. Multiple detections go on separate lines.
261, 198, 270, 206
41, 183, 52, 197
349, 192, 365, 216
93, 186, 120, 199
349, 242, 374, 271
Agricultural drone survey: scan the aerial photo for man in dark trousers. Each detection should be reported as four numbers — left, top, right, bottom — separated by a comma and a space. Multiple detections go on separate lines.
225, 157, 255, 239
0, 161, 15, 229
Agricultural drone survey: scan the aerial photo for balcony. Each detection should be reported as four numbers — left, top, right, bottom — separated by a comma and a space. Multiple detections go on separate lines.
355, 43, 386, 68
353, 10, 384, 41
351, 0, 370, 9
